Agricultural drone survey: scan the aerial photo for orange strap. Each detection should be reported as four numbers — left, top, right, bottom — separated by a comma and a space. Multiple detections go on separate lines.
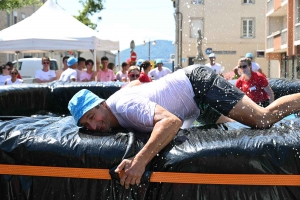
0, 164, 299, 186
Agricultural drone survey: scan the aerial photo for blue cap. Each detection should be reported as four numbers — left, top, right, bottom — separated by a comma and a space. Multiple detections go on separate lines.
67, 57, 78, 67
156, 59, 163, 64
136, 59, 145, 66
208, 53, 216, 58
245, 53, 253, 58
68, 89, 104, 126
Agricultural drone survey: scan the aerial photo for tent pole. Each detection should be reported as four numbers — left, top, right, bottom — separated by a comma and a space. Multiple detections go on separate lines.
94, 50, 97, 81
15, 51, 20, 69
118, 50, 120, 72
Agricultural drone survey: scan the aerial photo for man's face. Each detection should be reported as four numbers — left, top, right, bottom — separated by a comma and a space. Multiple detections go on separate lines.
42, 60, 50, 69
77, 61, 85, 70
63, 59, 68, 68
86, 62, 93, 71
238, 61, 251, 74
101, 60, 109, 68
157, 63, 162, 68
247, 57, 253, 62
79, 104, 111, 132
209, 57, 215, 64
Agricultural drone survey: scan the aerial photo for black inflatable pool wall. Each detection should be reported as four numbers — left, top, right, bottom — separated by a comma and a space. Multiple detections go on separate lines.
0, 78, 299, 200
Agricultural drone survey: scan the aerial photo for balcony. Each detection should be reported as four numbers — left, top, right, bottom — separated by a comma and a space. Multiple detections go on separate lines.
266, 30, 287, 53
281, 28, 287, 46
267, 36, 274, 51
267, 0, 287, 17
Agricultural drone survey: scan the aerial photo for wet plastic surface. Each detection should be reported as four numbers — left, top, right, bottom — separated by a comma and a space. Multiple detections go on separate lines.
0, 116, 299, 200
0, 79, 299, 199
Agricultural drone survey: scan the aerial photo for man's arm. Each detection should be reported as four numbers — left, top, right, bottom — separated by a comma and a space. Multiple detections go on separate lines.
264, 85, 274, 103
35, 78, 55, 83
115, 104, 182, 189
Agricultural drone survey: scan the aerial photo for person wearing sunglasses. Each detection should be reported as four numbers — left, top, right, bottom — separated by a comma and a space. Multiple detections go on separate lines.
34, 56, 57, 83
233, 53, 265, 78
235, 57, 274, 107
6, 61, 22, 79
120, 66, 140, 89
127, 66, 140, 82
5, 68, 23, 85
0, 65, 11, 85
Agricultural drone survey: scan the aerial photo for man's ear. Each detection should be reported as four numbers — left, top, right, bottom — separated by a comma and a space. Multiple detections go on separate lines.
101, 101, 108, 109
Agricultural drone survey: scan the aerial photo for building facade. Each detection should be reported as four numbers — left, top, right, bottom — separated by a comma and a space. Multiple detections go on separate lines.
172, 0, 268, 77
266, 0, 300, 79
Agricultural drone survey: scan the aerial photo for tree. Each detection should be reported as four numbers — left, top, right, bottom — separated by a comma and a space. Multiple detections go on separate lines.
0, 0, 41, 12
74, 0, 104, 30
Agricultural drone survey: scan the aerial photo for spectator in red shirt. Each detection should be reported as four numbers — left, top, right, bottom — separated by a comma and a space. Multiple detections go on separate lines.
235, 57, 274, 107
139, 60, 152, 83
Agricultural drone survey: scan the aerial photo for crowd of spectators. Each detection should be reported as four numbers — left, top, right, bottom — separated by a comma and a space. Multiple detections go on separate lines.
0, 52, 273, 108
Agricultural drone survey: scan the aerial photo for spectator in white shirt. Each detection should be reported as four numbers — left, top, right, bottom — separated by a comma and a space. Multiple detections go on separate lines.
205, 53, 224, 77
0, 64, 11, 85
35, 56, 56, 83
56, 56, 69, 80
148, 59, 172, 80
59, 57, 78, 82
5, 68, 23, 85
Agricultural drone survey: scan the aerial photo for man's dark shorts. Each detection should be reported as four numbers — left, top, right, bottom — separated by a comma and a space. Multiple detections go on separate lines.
183, 65, 245, 125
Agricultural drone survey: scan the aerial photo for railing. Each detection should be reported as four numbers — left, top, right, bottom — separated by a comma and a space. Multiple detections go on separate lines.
281, 29, 287, 45
267, 36, 274, 49
296, 23, 300, 41
267, 0, 274, 13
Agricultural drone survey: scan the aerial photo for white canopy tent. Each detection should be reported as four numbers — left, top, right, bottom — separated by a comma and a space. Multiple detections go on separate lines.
0, 0, 119, 55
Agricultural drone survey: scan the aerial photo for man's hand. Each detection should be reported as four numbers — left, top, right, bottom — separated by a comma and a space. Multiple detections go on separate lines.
115, 156, 146, 189
115, 105, 182, 189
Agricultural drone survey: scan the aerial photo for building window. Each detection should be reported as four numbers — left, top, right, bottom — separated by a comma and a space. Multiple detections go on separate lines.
13, 11, 18, 24
190, 18, 204, 38
242, 18, 254, 38
191, 0, 204, 4
243, 0, 254, 4
21, 13, 26, 20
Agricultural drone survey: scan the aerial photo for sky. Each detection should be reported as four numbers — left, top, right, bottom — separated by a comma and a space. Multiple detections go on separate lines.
56, 0, 176, 51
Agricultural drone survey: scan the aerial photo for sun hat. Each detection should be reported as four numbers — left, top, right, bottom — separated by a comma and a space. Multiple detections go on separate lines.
68, 89, 104, 126
208, 53, 216, 58
67, 57, 78, 67
245, 53, 253, 58
156, 59, 163, 64
136, 59, 145, 66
